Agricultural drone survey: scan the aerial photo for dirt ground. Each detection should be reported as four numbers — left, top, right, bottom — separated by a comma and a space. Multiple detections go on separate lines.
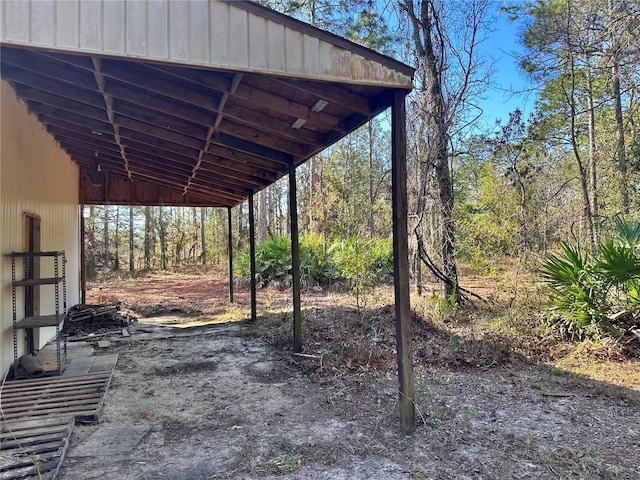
58, 271, 640, 479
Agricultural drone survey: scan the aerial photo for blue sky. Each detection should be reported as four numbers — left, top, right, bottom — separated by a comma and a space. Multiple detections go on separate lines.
476, 5, 537, 129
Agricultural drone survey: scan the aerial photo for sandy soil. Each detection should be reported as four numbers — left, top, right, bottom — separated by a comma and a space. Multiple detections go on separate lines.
57, 271, 640, 479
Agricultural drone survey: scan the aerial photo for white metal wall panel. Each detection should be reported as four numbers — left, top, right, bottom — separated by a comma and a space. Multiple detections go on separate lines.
0, 81, 81, 377
104, 0, 126, 54
285, 28, 303, 74
169, 0, 189, 61
55, 1, 80, 48
248, 14, 268, 70
267, 21, 285, 71
303, 35, 320, 76
190, 0, 209, 63
228, 5, 248, 69
31, 0, 55, 46
79, 0, 102, 51
126, 0, 147, 56
0, 0, 412, 88
210, 0, 229, 65
4, 0, 29, 43
148, 0, 169, 59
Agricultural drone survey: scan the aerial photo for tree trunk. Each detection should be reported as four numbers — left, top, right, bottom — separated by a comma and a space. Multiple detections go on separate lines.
114, 206, 120, 271
87, 205, 96, 279
257, 189, 267, 243
609, 0, 629, 214
159, 206, 167, 270
103, 205, 109, 271
368, 120, 375, 238
144, 205, 151, 269
565, 16, 596, 250
129, 207, 134, 272
403, 0, 460, 302
585, 60, 599, 245
237, 202, 244, 249
201, 207, 207, 265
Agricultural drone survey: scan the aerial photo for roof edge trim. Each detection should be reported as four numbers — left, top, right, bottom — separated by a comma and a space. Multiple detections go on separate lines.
225, 0, 415, 80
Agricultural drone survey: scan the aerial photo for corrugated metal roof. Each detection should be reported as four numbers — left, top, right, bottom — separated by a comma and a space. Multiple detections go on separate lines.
0, 0, 414, 207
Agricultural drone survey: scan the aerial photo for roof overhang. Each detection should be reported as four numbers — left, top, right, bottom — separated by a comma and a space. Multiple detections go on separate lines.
0, 0, 414, 207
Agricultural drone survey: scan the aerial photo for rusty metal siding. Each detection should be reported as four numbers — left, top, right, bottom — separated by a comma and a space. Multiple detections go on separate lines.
0, 81, 80, 376
0, 0, 412, 88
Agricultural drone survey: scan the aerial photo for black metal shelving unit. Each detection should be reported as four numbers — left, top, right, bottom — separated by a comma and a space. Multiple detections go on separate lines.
8, 250, 67, 376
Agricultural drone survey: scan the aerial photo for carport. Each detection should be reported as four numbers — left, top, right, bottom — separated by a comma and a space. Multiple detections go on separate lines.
0, 0, 415, 432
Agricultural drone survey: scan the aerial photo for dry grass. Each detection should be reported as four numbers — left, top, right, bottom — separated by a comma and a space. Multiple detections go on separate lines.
87, 263, 640, 394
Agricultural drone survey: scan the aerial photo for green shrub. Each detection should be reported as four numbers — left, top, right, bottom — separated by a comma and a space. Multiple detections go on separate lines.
235, 236, 292, 289
332, 237, 394, 289
541, 216, 640, 338
234, 234, 393, 291
299, 233, 340, 287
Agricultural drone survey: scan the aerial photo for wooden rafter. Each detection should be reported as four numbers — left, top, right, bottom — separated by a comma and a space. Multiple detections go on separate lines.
91, 57, 132, 180
1, 45, 405, 207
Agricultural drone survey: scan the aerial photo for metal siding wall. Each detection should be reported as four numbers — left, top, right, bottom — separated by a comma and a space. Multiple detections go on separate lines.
228, 5, 248, 68
0, 0, 412, 87
210, 0, 229, 65
31, 0, 55, 46
55, 1, 80, 48
0, 81, 80, 376
189, 0, 209, 63
148, 0, 169, 59
104, 0, 126, 54
79, 0, 102, 51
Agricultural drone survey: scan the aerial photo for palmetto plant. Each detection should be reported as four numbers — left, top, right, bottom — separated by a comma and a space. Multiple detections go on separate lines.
541, 216, 640, 338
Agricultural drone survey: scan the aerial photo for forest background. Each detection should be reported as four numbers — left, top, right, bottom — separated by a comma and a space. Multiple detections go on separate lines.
83, 0, 640, 344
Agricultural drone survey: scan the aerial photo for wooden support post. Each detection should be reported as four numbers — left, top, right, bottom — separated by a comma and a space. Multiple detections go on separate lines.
289, 164, 303, 353
227, 206, 234, 303
248, 194, 257, 322
80, 204, 86, 304
392, 91, 415, 433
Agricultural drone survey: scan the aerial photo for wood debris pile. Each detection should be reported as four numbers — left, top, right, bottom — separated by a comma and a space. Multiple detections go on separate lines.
63, 303, 135, 337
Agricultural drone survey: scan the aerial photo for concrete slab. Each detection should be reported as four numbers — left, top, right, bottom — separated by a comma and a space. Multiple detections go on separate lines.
92, 354, 119, 365
69, 424, 151, 457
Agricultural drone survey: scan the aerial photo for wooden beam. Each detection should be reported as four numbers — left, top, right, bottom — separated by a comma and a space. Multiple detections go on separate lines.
31, 104, 113, 135
224, 97, 325, 145
228, 207, 234, 304
98, 60, 220, 112
391, 91, 415, 434
214, 132, 293, 165
47, 128, 120, 156
248, 195, 257, 322
149, 65, 328, 144
1, 64, 104, 107
218, 118, 312, 158
234, 79, 344, 132
104, 80, 216, 127
79, 172, 233, 207
35, 50, 95, 71
186, 73, 243, 196
146, 64, 233, 96
200, 153, 280, 181
205, 145, 286, 174
16, 86, 109, 122
114, 115, 205, 150
2, 49, 97, 90
119, 130, 201, 159
276, 77, 373, 116
289, 165, 302, 353
111, 100, 210, 139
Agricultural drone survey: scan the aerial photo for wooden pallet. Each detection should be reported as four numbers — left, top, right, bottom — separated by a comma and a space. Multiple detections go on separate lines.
0, 415, 75, 480
0, 372, 113, 423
